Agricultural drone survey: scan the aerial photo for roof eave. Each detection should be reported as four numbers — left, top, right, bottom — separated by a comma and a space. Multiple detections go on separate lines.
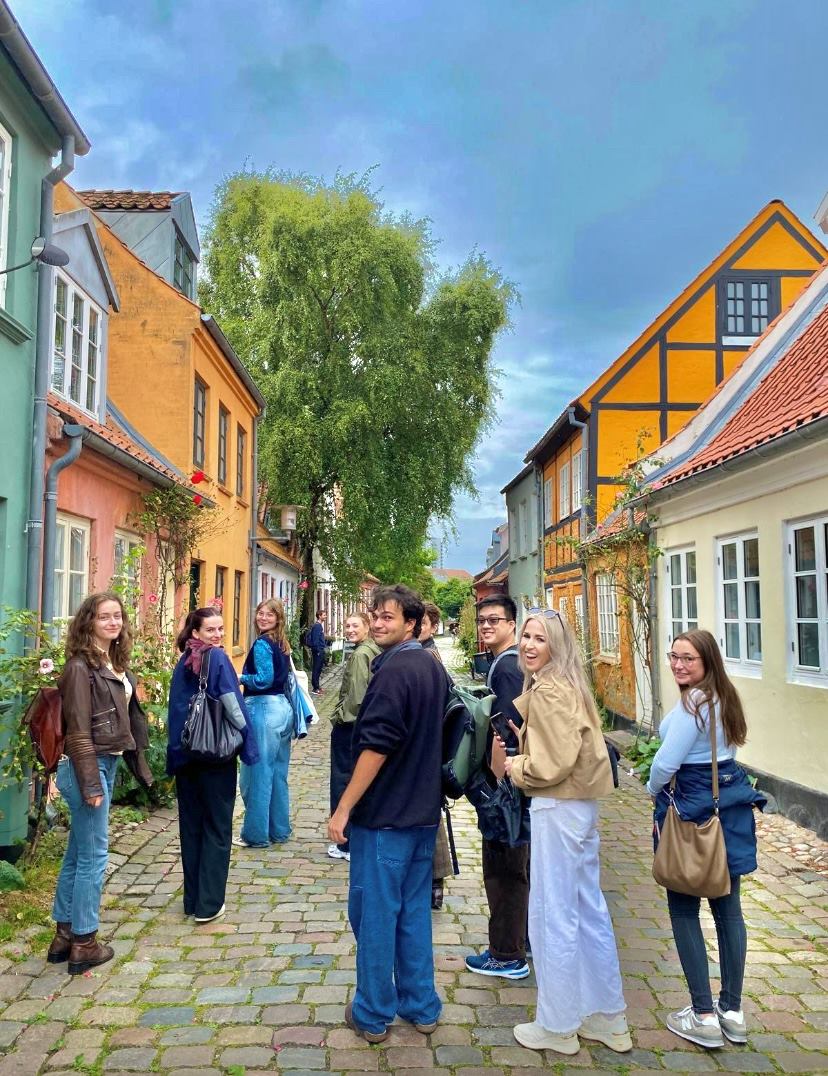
200, 314, 265, 410
524, 402, 589, 464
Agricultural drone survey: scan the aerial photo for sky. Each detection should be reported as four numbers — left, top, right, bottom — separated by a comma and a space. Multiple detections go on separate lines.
17, 0, 828, 571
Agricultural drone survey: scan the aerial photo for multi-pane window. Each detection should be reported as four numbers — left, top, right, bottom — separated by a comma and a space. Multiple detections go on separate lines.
519, 499, 529, 555
54, 514, 90, 619
571, 451, 583, 512
787, 517, 828, 681
666, 547, 698, 644
723, 278, 775, 338
215, 566, 226, 606
595, 572, 620, 657
717, 535, 761, 667
233, 570, 243, 647
193, 378, 206, 467
113, 531, 142, 611
508, 508, 518, 555
218, 405, 229, 486
173, 231, 194, 299
559, 460, 571, 520
50, 274, 103, 416
236, 425, 247, 497
558, 596, 569, 622
0, 121, 12, 304
543, 479, 553, 527
574, 593, 584, 635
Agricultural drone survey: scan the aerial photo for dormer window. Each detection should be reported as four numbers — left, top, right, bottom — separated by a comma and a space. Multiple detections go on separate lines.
173, 230, 195, 299
719, 276, 779, 345
51, 272, 103, 417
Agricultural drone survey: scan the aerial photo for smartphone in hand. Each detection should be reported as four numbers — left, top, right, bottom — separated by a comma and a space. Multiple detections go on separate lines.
490, 712, 518, 755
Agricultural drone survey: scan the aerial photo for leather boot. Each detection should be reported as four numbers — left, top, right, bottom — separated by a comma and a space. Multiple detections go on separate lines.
46, 921, 72, 963
67, 932, 114, 975
431, 879, 444, 911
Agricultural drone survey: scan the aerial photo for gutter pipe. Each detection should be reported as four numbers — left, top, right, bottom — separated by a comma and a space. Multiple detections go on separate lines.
41, 423, 84, 625
249, 414, 260, 644
567, 406, 594, 664
25, 135, 75, 622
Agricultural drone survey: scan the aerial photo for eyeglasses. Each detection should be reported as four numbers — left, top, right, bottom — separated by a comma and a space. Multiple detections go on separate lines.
476, 615, 513, 626
667, 652, 700, 665
526, 608, 561, 620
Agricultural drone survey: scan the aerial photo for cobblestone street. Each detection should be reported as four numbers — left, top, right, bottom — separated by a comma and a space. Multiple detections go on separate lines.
0, 667, 826, 1075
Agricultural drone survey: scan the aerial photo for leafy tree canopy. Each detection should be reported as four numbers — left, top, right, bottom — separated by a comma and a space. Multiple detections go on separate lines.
433, 577, 474, 620
201, 170, 513, 608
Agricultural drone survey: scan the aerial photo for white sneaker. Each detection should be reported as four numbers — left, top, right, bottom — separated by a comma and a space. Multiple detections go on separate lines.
666, 1005, 724, 1048
578, 1012, 633, 1052
715, 1002, 747, 1044
514, 1021, 580, 1054
194, 903, 225, 924
327, 844, 350, 861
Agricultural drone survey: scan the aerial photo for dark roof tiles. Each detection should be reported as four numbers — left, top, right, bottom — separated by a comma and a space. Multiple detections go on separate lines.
76, 189, 180, 211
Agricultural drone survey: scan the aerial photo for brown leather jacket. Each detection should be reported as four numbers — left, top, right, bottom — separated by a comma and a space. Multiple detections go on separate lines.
59, 657, 154, 800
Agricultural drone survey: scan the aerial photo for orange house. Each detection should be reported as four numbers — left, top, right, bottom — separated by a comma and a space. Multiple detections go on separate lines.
54, 184, 265, 666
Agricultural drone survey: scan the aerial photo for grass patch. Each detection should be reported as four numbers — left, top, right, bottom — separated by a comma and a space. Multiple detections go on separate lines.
0, 827, 66, 947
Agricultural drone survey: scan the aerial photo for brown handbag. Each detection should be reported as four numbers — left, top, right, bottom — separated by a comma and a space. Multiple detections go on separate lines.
652, 705, 731, 899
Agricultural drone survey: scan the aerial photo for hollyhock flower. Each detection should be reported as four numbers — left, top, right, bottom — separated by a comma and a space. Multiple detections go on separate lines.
39, 658, 54, 675
193, 494, 203, 506
148, 593, 158, 605
191, 470, 206, 483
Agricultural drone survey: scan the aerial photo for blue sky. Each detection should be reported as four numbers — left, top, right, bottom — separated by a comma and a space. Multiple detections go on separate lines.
19, 0, 828, 571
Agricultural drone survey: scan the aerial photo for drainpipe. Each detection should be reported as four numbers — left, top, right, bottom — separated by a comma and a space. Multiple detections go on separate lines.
248, 413, 261, 644
25, 136, 76, 622
41, 423, 85, 625
567, 406, 593, 662
643, 516, 662, 735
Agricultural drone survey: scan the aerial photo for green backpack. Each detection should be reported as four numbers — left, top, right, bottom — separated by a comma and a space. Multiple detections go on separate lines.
441, 682, 495, 800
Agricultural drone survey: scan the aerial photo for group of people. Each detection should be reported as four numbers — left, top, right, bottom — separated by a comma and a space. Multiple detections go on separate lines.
46, 584, 765, 1057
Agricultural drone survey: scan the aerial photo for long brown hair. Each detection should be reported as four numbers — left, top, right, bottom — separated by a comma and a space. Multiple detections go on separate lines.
673, 629, 747, 747
255, 598, 290, 654
65, 592, 133, 673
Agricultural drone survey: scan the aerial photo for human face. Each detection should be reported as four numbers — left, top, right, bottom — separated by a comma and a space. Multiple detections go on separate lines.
370, 601, 415, 650
256, 605, 278, 633
419, 616, 435, 643
477, 604, 516, 655
668, 639, 705, 690
519, 617, 551, 674
345, 616, 369, 644
192, 615, 224, 646
92, 599, 123, 651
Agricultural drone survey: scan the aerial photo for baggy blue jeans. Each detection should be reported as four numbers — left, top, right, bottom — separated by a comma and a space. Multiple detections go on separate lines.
52, 754, 119, 934
348, 823, 441, 1034
239, 694, 293, 845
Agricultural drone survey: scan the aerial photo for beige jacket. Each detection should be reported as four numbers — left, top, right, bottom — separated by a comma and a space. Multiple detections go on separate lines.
509, 675, 614, 800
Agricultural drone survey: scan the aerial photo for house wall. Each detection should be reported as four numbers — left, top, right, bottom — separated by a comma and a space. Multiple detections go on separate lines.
505, 469, 540, 624
653, 444, 828, 799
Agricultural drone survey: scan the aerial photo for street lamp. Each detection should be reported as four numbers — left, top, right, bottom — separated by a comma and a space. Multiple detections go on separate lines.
0, 236, 70, 275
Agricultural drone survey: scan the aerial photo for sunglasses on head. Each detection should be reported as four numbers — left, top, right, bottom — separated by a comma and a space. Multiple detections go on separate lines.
525, 608, 561, 620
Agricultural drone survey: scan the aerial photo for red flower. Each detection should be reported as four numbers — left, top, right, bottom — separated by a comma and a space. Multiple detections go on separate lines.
193, 494, 203, 506
148, 593, 158, 605
191, 470, 206, 483
299, 580, 309, 590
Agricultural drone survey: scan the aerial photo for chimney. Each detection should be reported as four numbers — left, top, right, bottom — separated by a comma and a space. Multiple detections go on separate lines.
816, 191, 828, 236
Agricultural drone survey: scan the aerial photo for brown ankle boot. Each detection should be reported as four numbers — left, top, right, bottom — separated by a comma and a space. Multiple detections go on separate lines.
46, 922, 72, 963
67, 932, 114, 975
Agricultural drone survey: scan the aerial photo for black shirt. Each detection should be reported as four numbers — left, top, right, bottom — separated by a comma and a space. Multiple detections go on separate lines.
351, 647, 447, 829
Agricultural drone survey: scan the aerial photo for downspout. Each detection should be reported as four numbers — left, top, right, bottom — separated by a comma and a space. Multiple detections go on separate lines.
248, 412, 260, 645
567, 406, 592, 660
533, 462, 543, 612
41, 423, 85, 625
643, 516, 662, 735
25, 135, 76, 621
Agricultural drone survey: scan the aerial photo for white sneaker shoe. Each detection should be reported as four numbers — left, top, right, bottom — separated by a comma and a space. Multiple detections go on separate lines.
666, 1005, 724, 1048
194, 903, 225, 924
715, 1002, 747, 1043
327, 844, 350, 861
578, 1012, 633, 1052
514, 1021, 580, 1054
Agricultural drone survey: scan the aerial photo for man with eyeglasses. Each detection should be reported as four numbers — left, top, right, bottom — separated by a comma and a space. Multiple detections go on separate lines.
465, 595, 531, 981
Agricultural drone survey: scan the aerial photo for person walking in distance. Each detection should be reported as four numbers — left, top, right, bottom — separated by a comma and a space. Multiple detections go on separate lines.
464, 596, 530, 980
328, 585, 446, 1042
308, 609, 330, 695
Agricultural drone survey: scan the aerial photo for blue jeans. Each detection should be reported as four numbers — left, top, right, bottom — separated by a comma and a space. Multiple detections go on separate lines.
239, 694, 293, 845
52, 754, 119, 934
348, 824, 441, 1034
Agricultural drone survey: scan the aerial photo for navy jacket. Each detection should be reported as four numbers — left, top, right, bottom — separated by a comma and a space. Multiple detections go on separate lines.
654, 759, 766, 877
166, 648, 259, 774
308, 622, 327, 652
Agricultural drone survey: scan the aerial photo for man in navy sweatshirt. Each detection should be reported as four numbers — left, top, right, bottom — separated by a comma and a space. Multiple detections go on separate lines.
328, 584, 447, 1043
307, 610, 330, 695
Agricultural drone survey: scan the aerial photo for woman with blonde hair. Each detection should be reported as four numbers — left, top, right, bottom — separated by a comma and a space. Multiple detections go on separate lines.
495, 609, 630, 1056
235, 598, 295, 847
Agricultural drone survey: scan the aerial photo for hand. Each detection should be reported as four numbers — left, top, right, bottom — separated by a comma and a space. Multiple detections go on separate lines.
503, 755, 514, 778
85, 795, 104, 808
328, 805, 350, 846
490, 736, 507, 780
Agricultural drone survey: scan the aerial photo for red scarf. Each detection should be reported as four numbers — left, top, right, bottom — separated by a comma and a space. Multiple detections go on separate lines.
184, 638, 214, 675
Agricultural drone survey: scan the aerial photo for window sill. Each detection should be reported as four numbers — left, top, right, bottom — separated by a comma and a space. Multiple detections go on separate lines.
216, 483, 232, 497
0, 307, 33, 345
725, 661, 762, 681
596, 653, 621, 666
236, 495, 250, 509
721, 335, 759, 347
788, 670, 828, 690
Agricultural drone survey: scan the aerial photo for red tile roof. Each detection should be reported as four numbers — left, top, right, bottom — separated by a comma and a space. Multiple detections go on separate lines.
76, 189, 180, 211
430, 568, 473, 581
661, 302, 828, 486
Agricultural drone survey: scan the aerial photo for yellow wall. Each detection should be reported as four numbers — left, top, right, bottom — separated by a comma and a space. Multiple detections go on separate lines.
541, 432, 585, 583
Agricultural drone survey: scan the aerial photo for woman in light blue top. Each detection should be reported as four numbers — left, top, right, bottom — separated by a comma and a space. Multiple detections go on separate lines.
648, 629, 764, 1052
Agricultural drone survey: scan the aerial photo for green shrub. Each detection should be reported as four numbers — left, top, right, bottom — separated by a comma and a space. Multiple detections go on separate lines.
0, 861, 25, 893
112, 704, 175, 809
626, 737, 660, 783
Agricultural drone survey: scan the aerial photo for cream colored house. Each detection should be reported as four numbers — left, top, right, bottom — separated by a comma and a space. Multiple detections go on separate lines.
646, 264, 828, 832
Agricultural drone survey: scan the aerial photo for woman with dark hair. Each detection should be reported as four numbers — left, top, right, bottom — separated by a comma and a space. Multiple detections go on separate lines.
647, 629, 765, 1049
235, 598, 295, 848
49, 592, 152, 974
167, 607, 258, 923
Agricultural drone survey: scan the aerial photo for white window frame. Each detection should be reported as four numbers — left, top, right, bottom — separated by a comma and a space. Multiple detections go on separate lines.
54, 513, 90, 619
543, 478, 553, 527
50, 271, 103, 417
571, 451, 583, 513
518, 499, 528, 556
508, 508, 518, 559
786, 515, 828, 686
716, 533, 762, 676
558, 595, 569, 622
665, 546, 698, 645
113, 530, 142, 599
574, 593, 584, 635
595, 572, 620, 658
559, 460, 571, 520
0, 120, 12, 305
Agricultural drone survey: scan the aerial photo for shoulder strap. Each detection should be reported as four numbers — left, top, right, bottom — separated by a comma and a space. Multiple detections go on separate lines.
709, 700, 720, 806
200, 648, 211, 690
486, 646, 518, 689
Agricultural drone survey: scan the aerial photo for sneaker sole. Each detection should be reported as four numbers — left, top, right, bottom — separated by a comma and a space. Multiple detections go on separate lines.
514, 1027, 579, 1054
667, 1024, 724, 1049
579, 1030, 633, 1052
465, 962, 530, 980
720, 1025, 748, 1044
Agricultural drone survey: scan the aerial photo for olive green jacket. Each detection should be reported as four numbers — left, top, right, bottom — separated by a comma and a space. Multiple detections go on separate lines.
331, 639, 381, 725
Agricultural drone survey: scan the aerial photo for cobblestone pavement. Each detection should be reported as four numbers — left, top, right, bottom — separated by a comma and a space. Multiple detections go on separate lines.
0, 664, 826, 1074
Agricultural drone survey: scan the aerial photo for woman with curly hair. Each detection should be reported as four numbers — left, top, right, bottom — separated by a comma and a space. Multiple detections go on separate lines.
48, 592, 153, 974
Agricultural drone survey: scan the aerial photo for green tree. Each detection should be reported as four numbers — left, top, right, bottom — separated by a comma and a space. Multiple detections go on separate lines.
201, 170, 512, 629
433, 577, 473, 620
367, 539, 437, 600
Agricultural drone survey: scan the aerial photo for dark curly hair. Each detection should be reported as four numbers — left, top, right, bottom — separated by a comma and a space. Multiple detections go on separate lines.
65, 592, 133, 673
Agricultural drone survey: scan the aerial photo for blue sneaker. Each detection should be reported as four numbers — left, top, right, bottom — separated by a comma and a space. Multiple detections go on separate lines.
465, 950, 530, 979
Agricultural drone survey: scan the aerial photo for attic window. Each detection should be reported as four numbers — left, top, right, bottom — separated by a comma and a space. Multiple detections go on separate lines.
720, 277, 777, 344
173, 230, 195, 299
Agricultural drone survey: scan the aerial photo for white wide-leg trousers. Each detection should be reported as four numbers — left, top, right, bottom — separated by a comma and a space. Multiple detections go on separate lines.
529, 797, 626, 1033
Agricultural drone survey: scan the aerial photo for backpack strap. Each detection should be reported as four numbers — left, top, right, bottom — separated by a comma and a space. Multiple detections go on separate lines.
486, 646, 519, 690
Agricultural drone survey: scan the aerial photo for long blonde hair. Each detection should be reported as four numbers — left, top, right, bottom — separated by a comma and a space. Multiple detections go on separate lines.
519, 612, 600, 724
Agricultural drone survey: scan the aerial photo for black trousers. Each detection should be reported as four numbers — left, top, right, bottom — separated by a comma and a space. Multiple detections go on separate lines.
175, 761, 236, 918
482, 837, 530, 961
329, 722, 355, 851
311, 649, 325, 691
